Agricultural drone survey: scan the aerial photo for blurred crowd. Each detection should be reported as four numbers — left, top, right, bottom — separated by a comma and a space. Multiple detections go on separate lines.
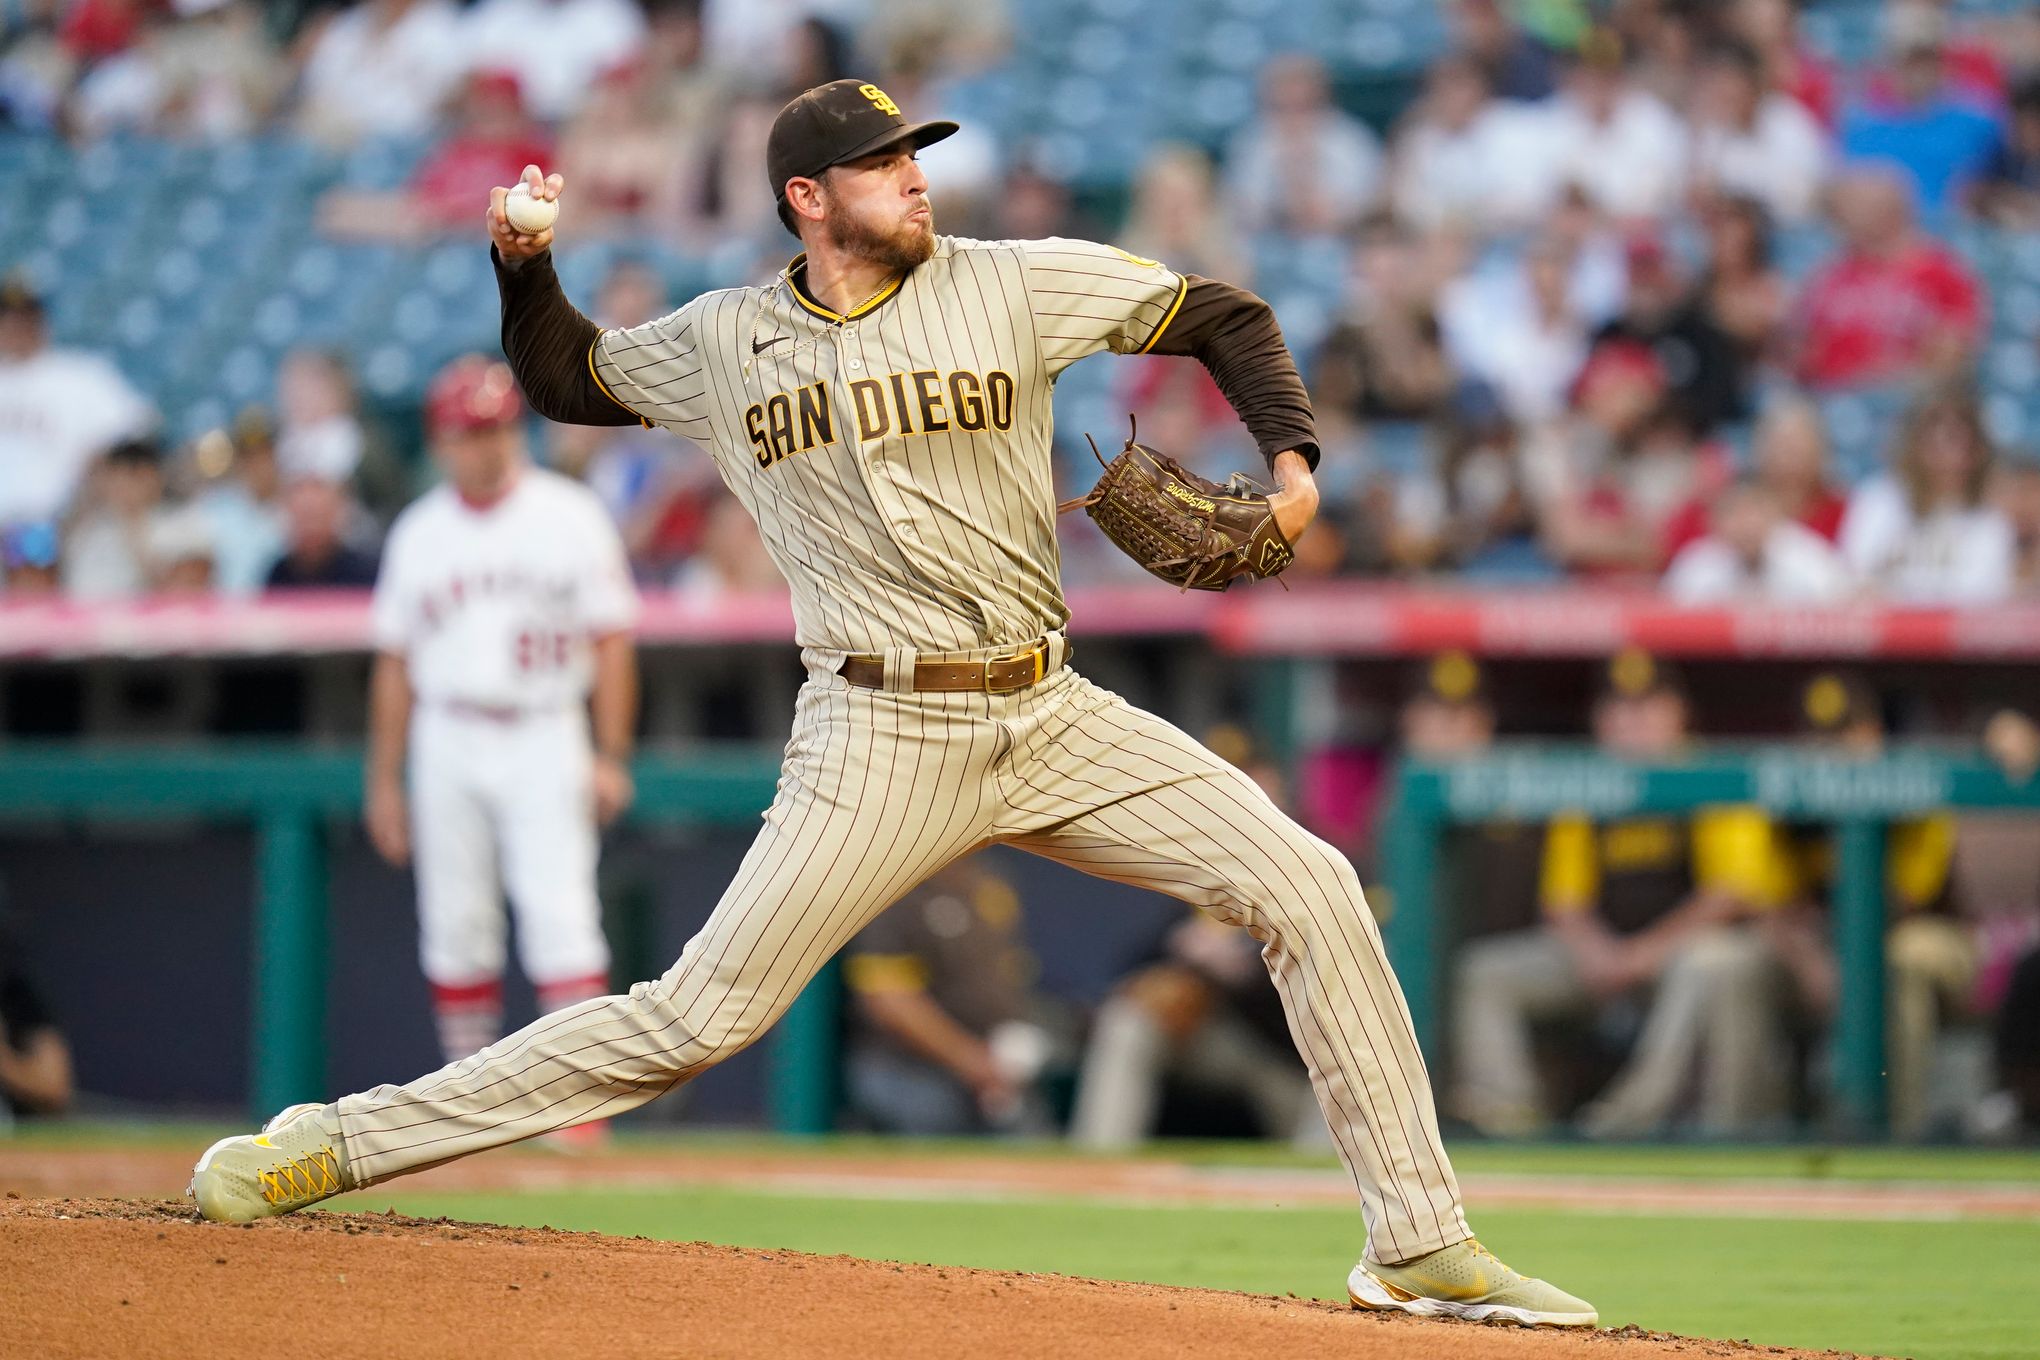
4, 0, 2040, 599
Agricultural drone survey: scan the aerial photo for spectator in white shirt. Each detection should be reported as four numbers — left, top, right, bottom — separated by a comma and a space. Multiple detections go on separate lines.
296, 0, 469, 147
71, 0, 284, 140
1122, 143, 1249, 284
1663, 477, 1854, 603
1997, 455, 2040, 597
1392, 53, 1519, 233
462, 0, 648, 123
1438, 233, 1592, 425
275, 348, 366, 484
61, 438, 176, 600
273, 347, 407, 525
1538, 30, 1688, 222
699, 0, 862, 93
1225, 53, 1386, 237
0, 277, 156, 536
1688, 40, 1831, 224
1840, 385, 2016, 604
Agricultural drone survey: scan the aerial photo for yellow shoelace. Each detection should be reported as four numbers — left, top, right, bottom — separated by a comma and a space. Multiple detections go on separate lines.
258, 1146, 342, 1206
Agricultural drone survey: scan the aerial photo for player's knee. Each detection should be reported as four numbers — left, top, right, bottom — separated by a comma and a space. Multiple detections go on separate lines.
1270, 834, 1366, 914
1671, 928, 1770, 985
1249, 856, 1370, 947
1886, 917, 1964, 984
1322, 850, 1365, 902
1455, 937, 1517, 992
630, 968, 783, 1068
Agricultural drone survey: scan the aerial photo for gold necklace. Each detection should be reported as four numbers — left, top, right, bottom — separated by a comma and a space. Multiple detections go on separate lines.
837, 275, 898, 317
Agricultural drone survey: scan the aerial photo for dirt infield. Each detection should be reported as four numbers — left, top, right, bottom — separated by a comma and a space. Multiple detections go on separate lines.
1, 1197, 1869, 1360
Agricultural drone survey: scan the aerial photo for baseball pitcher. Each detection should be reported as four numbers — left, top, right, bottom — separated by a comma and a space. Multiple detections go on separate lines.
363, 355, 639, 1143
192, 79, 1594, 1327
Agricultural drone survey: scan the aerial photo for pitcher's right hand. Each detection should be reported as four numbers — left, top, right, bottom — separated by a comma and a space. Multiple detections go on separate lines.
488, 164, 563, 261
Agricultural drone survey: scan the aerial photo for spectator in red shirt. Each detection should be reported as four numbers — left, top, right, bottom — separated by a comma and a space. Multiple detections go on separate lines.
1794, 166, 1983, 390
406, 69, 554, 227
1661, 393, 1847, 560
1732, 0, 1840, 128
1864, 1, 2006, 114
317, 69, 555, 241
59, 0, 162, 63
1534, 342, 1734, 579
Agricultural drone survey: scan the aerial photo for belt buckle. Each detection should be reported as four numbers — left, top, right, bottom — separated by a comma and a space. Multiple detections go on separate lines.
983, 642, 1045, 695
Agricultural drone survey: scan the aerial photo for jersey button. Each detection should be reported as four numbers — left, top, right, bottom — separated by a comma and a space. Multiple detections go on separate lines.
847, 357, 863, 369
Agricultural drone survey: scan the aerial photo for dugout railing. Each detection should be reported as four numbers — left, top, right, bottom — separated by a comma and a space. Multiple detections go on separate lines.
1381, 747, 2040, 1136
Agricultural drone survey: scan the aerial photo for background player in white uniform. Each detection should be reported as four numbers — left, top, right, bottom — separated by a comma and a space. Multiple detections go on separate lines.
365, 356, 639, 1096
193, 80, 1594, 1328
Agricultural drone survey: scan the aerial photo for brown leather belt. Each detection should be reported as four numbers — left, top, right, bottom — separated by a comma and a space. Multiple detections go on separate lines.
839, 639, 1069, 694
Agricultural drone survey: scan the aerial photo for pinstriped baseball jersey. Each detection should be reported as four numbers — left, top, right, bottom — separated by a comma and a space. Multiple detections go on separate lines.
320, 223, 1477, 1274
589, 236, 1187, 655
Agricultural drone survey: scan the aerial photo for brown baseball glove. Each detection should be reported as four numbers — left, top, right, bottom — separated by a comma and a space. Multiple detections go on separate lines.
1058, 417, 1295, 591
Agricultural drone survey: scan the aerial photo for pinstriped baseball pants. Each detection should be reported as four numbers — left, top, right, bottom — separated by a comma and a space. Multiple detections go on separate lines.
335, 653, 1470, 1264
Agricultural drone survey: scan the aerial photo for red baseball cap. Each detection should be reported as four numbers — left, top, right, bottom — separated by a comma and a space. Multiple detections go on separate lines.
427, 356, 524, 434
467, 67, 525, 106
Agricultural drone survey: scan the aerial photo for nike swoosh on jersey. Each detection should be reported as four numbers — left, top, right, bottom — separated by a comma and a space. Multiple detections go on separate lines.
751, 335, 789, 355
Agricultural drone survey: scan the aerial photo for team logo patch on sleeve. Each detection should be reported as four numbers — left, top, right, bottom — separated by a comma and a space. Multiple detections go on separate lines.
1108, 245, 1163, 269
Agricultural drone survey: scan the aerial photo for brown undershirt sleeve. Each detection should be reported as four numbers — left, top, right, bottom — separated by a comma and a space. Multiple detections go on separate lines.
1144, 275, 1319, 472
493, 247, 645, 428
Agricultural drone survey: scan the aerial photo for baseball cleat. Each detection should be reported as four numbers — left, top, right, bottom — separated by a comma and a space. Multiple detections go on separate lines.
1348, 1239, 1598, 1328
188, 1102, 354, 1223
262, 1102, 325, 1133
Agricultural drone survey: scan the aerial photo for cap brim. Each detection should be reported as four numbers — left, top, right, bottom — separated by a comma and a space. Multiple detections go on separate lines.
828, 119, 960, 171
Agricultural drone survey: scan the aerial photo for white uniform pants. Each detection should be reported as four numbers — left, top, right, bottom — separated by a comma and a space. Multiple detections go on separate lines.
408, 705, 610, 989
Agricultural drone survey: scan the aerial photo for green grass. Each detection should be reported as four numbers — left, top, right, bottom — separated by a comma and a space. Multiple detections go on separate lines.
332, 1182, 2040, 1360
1437, 1141, 2040, 1184
22, 1120, 2040, 1184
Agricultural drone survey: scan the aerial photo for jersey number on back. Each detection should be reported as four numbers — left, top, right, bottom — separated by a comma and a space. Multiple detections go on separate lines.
515, 629, 572, 673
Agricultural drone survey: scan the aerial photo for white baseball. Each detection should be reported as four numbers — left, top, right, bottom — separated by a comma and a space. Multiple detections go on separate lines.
504, 182, 558, 234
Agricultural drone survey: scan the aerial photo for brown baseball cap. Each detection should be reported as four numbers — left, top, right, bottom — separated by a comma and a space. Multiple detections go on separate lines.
1599, 647, 1686, 703
767, 79, 957, 227
1409, 650, 1491, 708
0, 273, 44, 318
1800, 671, 1881, 734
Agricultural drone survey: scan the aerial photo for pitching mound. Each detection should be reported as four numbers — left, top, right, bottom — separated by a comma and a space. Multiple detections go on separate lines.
1, 1198, 1868, 1360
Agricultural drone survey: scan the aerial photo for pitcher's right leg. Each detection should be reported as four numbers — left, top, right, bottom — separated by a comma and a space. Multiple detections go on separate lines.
190, 680, 1002, 1217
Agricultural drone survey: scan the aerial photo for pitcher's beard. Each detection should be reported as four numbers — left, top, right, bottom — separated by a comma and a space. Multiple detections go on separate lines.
828, 201, 937, 272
